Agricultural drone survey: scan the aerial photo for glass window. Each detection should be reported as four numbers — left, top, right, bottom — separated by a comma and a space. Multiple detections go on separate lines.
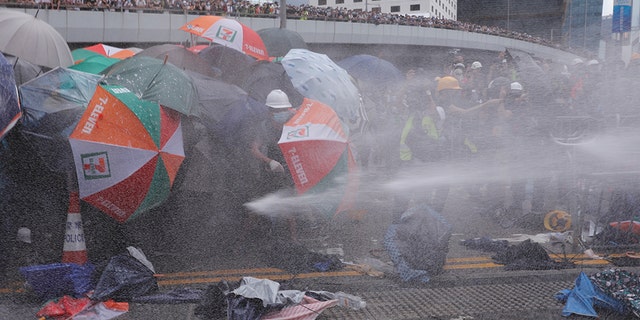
390, 5, 400, 12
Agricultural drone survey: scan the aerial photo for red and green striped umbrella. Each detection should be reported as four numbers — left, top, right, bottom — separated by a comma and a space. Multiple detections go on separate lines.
69, 84, 185, 222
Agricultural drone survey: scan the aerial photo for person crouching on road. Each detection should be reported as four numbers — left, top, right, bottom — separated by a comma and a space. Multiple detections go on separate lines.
250, 89, 296, 195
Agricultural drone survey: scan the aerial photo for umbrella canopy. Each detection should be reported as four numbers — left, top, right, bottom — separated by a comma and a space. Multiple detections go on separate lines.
187, 44, 209, 54
0, 10, 73, 68
238, 60, 304, 107
137, 44, 218, 78
72, 43, 136, 63
4, 54, 43, 85
281, 49, 361, 126
180, 16, 269, 60
187, 70, 248, 125
278, 98, 358, 216
198, 44, 255, 85
0, 52, 21, 140
337, 54, 403, 90
69, 84, 185, 223
19, 67, 103, 172
256, 28, 308, 58
102, 55, 199, 116
69, 54, 120, 74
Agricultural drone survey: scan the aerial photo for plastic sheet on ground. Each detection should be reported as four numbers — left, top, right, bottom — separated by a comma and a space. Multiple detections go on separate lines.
555, 272, 626, 317
91, 253, 158, 301
19, 263, 95, 301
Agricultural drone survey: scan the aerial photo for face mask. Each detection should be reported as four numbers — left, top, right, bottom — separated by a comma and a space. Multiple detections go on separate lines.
272, 111, 291, 123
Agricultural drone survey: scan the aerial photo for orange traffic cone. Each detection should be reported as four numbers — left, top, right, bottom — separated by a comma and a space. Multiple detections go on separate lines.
62, 191, 88, 264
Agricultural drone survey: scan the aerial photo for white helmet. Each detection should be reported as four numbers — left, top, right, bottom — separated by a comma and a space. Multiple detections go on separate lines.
16, 227, 32, 243
471, 61, 482, 69
510, 82, 523, 91
265, 89, 292, 109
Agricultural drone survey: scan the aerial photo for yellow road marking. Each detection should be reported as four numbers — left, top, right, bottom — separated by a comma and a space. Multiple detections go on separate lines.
157, 270, 363, 286
155, 268, 283, 278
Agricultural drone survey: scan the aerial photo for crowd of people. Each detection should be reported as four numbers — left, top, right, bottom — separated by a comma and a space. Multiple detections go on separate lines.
2, 0, 561, 51
358, 49, 640, 222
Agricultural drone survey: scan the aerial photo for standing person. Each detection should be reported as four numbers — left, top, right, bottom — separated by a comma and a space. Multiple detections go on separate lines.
397, 80, 450, 214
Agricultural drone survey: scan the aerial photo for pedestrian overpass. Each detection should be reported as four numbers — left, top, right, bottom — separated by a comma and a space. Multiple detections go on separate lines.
3, 7, 582, 65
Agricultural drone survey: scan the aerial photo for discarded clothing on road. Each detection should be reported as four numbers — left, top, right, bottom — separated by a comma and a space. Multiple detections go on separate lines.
194, 277, 340, 320
462, 238, 575, 270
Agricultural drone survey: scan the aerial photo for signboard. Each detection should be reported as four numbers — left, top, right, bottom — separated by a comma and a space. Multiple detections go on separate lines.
613, 0, 632, 33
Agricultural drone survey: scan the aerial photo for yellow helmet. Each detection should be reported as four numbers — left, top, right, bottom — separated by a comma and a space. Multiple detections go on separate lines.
437, 76, 462, 92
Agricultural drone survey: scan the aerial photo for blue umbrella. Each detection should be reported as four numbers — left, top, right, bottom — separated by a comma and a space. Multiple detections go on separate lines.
337, 54, 403, 90
0, 52, 21, 140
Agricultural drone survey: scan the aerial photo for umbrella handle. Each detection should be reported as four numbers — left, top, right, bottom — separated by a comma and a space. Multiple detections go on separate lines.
163, 54, 168, 65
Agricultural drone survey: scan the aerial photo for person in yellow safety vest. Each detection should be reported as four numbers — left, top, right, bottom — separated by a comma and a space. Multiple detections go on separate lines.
435, 76, 503, 159
399, 89, 446, 163
396, 80, 450, 214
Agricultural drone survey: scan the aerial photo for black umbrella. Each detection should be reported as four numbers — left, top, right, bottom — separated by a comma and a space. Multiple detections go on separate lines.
256, 28, 308, 58
186, 69, 248, 127
198, 45, 255, 85
238, 60, 304, 107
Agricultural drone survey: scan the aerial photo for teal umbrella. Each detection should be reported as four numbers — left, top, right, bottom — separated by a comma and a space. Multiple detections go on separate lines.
69, 55, 120, 75
18, 67, 102, 172
101, 55, 198, 116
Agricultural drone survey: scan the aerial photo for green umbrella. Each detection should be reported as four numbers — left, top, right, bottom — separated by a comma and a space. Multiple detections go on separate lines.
101, 55, 198, 116
69, 55, 120, 74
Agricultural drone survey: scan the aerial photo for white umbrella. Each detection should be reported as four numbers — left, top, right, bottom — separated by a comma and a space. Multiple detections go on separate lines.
280, 49, 362, 128
0, 10, 73, 68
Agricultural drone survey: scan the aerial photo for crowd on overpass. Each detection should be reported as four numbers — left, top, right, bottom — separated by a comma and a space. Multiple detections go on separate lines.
2, 0, 563, 52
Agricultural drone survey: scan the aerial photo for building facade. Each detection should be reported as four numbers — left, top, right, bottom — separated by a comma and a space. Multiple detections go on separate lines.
457, 0, 603, 54
457, 0, 566, 40
307, 0, 457, 19
562, 0, 603, 54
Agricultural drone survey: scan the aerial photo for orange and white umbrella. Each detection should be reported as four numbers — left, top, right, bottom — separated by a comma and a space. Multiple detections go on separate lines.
72, 43, 137, 64
69, 84, 185, 222
179, 16, 268, 60
278, 98, 358, 216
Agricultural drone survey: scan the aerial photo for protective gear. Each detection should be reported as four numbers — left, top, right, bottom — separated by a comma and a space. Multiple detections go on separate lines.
471, 61, 482, 69
436, 76, 462, 92
453, 63, 465, 70
268, 159, 285, 173
272, 111, 292, 123
265, 89, 292, 109
488, 77, 510, 90
510, 82, 523, 91
16, 227, 32, 243
571, 58, 584, 66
